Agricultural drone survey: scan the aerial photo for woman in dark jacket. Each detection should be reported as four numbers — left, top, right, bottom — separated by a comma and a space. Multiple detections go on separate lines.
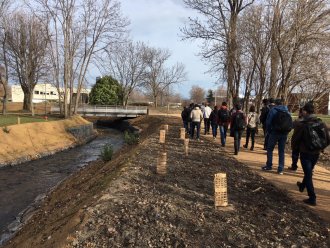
209, 106, 218, 140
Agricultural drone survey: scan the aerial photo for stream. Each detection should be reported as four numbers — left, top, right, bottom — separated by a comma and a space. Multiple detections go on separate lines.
0, 128, 125, 236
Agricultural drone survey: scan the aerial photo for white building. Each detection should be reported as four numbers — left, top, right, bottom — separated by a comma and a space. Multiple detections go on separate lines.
11, 84, 91, 104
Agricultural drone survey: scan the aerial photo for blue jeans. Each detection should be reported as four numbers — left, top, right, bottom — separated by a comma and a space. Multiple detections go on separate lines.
188, 120, 192, 134
300, 152, 319, 202
263, 125, 268, 149
212, 124, 218, 138
183, 120, 189, 133
266, 133, 288, 172
292, 146, 300, 168
220, 125, 228, 146
191, 121, 201, 139
204, 118, 210, 134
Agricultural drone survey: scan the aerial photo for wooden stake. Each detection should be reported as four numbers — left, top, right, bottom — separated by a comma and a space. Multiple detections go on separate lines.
180, 128, 185, 139
184, 139, 189, 156
157, 152, 167, 175
163, 125, 168, 132
17, 116, 20, 125
159, 130, 166, 144
214, 173, 228, 208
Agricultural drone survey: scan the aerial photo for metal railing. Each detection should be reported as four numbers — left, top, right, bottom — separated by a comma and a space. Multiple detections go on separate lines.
50, 104, 148, 116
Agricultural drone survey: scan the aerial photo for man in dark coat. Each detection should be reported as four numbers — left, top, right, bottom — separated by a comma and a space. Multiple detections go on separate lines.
291, 103, 330, 206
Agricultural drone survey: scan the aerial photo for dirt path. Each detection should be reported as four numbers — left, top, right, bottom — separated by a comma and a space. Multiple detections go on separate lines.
152, 113, 330, 221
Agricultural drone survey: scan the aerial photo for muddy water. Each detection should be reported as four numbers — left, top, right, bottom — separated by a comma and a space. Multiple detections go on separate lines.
0, 128, 125, 235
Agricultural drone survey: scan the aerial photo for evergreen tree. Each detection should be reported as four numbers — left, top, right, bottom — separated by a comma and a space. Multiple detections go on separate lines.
89, 76, 125, 105
206, 89, 215, 104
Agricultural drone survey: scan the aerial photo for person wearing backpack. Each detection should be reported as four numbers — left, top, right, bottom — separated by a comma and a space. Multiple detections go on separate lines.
291, 103, 330, 206
262, 99, 293, 174
260, 99, 269, 149
181, 106, 189, 133
217, 102, 230, 147
209, 106, 218, 140
243, 105, 260, 151
230, 104, 247, 155
184, 103, 194, 134
288, 108, 304, 171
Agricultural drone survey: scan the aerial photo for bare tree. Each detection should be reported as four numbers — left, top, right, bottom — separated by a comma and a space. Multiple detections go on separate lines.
31, 0, 130, 118
274, 0, 330, 104
180, 0, 255, 108
97, 40, 148, 106
0, 0, 12, 115
189, 85, 206, 104
3, 12, 48, 115
143, 47, 188, 107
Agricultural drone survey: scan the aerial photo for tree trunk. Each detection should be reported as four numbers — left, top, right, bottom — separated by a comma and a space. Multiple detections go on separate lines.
269, 44, 280, 98
269, 0, 280, 99
23, 90, 31, 111
30, 92, 34, 116
2, 83, 8, 115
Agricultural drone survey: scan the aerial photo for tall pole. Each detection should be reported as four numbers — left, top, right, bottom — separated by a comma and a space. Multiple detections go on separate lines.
214, 89, 216, 107
45, 81, 47, 115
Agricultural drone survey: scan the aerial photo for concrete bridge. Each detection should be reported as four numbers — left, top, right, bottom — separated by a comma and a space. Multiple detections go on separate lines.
50, 105, 148, 117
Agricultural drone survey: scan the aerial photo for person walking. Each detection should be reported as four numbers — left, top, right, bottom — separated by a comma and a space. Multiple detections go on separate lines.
262, 99, 293, 174
184, 103, 194, 134
190, 104, 203, 141
292, 103, 330, 206
260, 99, 269, 150
243, 105, 260, 151
217, 102, 230, 147
288, 108, 304, 171
202, 103, 212, 135
181, 106, 189, 133
230, 104, 247, 155
263, 98, 276, 150
209, 106, 218, 140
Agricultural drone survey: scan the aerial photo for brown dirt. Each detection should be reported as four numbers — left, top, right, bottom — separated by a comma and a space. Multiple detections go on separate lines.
0, 115, 90, 163
2, 115, 164, 248
3, 114, 330, 247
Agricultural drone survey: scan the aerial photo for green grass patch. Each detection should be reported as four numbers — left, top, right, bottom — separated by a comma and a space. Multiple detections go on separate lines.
0, 115, 62, 126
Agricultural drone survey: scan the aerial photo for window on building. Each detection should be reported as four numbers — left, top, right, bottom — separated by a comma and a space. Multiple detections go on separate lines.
34, 91, 39, 94
47, 92, 49, 95
50, 91, 54, 95
40, 91, 43, 95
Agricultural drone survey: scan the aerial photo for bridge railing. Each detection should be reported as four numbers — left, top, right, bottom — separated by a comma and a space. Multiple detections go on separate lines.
50, 104, 148, 116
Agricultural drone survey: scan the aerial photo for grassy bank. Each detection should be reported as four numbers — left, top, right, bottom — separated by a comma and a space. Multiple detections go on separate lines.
0, 115, 62, 127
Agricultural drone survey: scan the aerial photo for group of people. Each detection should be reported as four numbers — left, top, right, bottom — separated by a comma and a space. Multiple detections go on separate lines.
182, 100, 330, 206
181, 101, 260, 154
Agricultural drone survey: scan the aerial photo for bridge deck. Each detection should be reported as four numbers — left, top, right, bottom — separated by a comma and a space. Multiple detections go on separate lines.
50, 105, 148, 117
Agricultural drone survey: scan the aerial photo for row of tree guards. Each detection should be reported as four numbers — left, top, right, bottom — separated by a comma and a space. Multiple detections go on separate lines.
156, 125, 228, 208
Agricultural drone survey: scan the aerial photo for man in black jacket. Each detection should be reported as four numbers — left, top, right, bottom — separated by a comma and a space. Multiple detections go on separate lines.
260, 99, 269, 149
184, 103, 194, 134
291, 103, 330, 206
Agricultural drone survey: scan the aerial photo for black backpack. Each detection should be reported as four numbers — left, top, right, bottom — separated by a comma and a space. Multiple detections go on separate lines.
181, 110, 187, 120
233, 113, 246, 131
303, 119, 328, 151
218, 109, 230, 122
272, 109, 292, 133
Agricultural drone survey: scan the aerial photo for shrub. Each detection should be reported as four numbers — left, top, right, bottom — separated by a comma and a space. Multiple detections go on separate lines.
89, 75, 126, 105
2, 125, 10, 133
101, 143, 114, 161
123, 130, 140, 144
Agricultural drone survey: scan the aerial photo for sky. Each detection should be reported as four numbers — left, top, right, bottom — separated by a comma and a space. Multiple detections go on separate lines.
94, 0, 218, 98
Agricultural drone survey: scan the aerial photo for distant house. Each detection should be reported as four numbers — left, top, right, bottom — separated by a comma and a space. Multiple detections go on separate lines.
11, 84, 91, 104
287, 93, 329, 115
